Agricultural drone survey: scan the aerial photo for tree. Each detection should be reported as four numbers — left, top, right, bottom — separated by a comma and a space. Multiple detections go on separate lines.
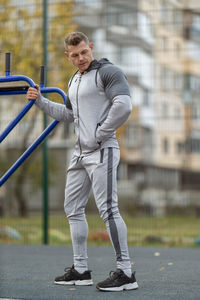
0, 0, 77, 216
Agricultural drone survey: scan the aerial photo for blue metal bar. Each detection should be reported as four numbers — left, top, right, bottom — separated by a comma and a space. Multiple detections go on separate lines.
41, 87, 66, 103
0, 86, 66, 100
0, 75, 35, 86
0, 83, 66, 187
0, 90, 28, 95
0, 100, 35, 142
0, 75, 36, 143
0, 79, 66, 143
0, 120, 59, 187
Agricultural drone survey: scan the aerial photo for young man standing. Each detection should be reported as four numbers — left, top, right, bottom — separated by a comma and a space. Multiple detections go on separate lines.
26, 32, 138, 292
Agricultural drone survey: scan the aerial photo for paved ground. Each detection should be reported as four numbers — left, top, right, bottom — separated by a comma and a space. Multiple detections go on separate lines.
0, 245, 199, 300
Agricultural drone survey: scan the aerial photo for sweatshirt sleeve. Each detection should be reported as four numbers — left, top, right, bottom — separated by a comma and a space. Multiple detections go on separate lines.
35, 95, 74, 123
96, 64, 132, 142
96, 94, 132, 143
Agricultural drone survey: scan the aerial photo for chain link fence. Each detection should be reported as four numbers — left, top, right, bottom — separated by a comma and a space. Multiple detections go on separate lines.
0, 0, 200, 246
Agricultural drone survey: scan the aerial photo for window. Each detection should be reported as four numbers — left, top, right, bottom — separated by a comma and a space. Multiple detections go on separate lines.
174, 106, 181, 119
190, 75, 200, 93
174, 42, 181, 58
186, 138, 200, 153
125, 124, 139, 147
161, 36, 167, 51
191, 139, 200, 153
119, 12, 134, 26
138, 13, 154, 44
173, 9, 182, 31
105, 6, 134, 27
191, 105, 200, 121
75, 0, 101, 9
174, 73, 183, 92
161, 67, 172, 90
176, 141, 184, 154
163, 138, 169, 153
143, 89, 150, 106
160, 1, 168, 22
186, 41, 200, 62
193, 14, 200, 31
161, 103, 168, 119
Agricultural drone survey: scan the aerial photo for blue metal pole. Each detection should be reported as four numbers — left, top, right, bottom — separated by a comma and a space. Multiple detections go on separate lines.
0, 84, 66, 143
0, 75, 36, 85
0, 101, 35, 143
0, 85, 66, 187
0, 120, 59, 187
0, 75, 36, 143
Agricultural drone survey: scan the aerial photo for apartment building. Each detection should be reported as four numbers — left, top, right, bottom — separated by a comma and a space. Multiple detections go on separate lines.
73, 0, 200, 214
182, 4, 200, 171
148, 0, 200, 172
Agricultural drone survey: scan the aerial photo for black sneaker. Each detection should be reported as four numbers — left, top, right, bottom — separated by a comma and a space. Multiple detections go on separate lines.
54, 265, 93, 286
96, 269, 138, 292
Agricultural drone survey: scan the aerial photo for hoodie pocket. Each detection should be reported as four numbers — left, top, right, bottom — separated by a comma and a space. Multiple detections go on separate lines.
95, 123, 102, 144
79, 123, 101, 151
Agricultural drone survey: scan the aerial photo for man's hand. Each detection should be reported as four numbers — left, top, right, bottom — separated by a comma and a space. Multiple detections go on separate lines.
26, 84, 41, 101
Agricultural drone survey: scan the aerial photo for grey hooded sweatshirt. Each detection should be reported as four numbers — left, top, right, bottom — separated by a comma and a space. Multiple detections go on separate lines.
36, 58, 132, 157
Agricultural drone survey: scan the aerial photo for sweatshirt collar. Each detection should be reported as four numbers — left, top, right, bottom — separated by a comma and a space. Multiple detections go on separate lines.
83, 58, 112, 73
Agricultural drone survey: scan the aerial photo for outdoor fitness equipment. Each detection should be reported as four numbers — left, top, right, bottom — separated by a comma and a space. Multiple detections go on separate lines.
0, 53, 66, 187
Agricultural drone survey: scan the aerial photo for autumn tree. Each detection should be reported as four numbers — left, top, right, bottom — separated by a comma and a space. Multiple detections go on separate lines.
0, 0, 77, 216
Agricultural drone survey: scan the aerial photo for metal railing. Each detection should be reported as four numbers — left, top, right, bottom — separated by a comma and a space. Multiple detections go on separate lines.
0, 53, 66, 187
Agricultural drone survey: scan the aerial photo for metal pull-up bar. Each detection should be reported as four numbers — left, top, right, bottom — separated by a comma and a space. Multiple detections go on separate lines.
0, 53, 37, 142
0, 53, 66, 187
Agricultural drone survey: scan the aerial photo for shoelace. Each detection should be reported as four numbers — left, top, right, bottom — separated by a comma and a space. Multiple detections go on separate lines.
63, 266, 92, 275
64, 266, 74, 274
109, 269, 123, 279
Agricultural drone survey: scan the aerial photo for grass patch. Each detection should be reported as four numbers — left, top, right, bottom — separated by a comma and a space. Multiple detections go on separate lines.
0, 214, 200, 247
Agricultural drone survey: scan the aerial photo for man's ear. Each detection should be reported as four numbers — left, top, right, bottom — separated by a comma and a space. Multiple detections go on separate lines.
89, 42, 93, 51
64, 51, 69, 59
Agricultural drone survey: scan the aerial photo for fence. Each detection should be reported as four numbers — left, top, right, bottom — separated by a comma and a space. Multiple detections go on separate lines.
0, 0, 200, 247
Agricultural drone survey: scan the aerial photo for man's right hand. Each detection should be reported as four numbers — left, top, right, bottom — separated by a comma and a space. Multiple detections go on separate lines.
26, 84, 41, 101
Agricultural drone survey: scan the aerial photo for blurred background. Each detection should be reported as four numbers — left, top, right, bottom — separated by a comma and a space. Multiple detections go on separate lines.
0, 0, 200, 247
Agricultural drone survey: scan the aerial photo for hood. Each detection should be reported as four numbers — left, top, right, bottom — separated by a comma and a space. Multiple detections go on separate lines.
86, 58, 112, 72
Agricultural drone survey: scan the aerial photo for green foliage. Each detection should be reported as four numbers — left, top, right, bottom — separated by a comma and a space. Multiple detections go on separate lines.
49, 1, 77, 92
0, 0, 77, 215
27, 151, 58, 192
0, 0, 77, 91
0, 152, 7, 174
0, 215, 200, 247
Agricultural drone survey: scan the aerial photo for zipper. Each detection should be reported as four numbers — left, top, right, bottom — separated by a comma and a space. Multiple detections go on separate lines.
76, 73, 82, 157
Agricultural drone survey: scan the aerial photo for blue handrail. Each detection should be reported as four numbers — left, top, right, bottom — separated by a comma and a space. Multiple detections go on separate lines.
0, 75, 66, 187
0, 75, 36, 142
0, 119, 59, 187
0, 76, 66, 143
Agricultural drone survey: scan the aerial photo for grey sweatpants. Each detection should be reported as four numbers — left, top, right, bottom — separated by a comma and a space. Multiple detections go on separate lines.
64, 147, 131, 274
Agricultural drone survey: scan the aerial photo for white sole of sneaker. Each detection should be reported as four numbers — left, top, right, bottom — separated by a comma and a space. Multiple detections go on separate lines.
97, 281, 138, 292
54, 279, 93, 286
75, 279, 93, 286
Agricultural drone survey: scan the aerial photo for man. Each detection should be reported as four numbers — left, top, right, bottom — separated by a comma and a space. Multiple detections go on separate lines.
26, 31, 138, 292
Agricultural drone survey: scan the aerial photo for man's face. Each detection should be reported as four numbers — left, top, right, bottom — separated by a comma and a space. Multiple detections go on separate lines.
65, 40, 94, 73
